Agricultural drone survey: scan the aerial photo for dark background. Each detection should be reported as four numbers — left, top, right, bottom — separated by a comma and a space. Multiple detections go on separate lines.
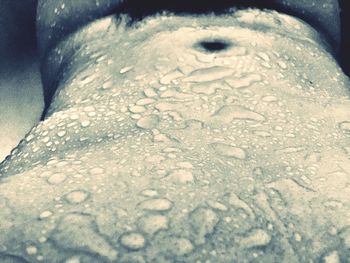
0, 0, 37, 65
339, 0, 350, 76
0, 0, 42, 162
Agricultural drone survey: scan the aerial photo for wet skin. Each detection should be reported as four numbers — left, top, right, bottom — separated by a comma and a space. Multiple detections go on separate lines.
1, 1, 350, 263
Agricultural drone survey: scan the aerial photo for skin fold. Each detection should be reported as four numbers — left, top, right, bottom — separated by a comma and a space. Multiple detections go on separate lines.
0, 1, 350, 262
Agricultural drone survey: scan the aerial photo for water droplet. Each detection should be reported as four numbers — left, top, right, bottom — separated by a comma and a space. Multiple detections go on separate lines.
90, 167, 104, 175
138, 215, 169, 235
129, 105, 146, 114
81, 120, 91, 128
26, 245, 38, 255
136, 98, 156, 106
195, 53, 215, 63
210, 143, 247, 160
153, 133, 172, 143
143, 88, 158, 98
26, 134, 35, 142
276, 147, 304, 154
167, 169, 194, 184
261, 61, 272, 68
131, 114, 142, 120
131, 171, 142, 177
155, 102, 181, 112
47, 173, 67, 185
136, 115, 160, 130
88, 112, 96, 117
257, 52, 270, 62
65, 190, 89, 204
83, 106, 95, 112
140, 189, 159, 197
79, 75, 95, 85
207, 200, 228, 211
225, 74, 262, 89
138, 198, 173, 212
57, 131, 67, 137
70, 114, 79, 120
240, 229, 271, 248
191, 81, 230, 95
322, 251, 340, 263
64, 256, 80, 263
277, 60, 288, 69
253, 130, 271, 137
120, 66, 134, 74
160, 69, 183, 85
293, 232, 302, 242
212, 105, 265, 123
160, 88, 192, 100
262, 95, 278, 102
120, 232, 146, 250
102, 80, 114, 90
183, 66, 234, 83
39, 210, 53, 220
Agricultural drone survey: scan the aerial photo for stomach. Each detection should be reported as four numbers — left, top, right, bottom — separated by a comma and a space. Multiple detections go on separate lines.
1, 10, 350, 263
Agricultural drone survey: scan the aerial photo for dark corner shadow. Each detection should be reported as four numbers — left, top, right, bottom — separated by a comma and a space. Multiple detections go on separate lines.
0, 0, 37, 61
339, 0, 350, 77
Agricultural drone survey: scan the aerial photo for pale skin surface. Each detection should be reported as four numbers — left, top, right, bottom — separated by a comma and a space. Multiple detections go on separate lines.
0, 2, 350, 263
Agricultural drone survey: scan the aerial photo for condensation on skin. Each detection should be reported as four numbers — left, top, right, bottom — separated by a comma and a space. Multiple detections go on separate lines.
0, 9, 350, 263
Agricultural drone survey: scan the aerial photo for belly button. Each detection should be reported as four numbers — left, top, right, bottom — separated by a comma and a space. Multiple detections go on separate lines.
194, 38, 233, 53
